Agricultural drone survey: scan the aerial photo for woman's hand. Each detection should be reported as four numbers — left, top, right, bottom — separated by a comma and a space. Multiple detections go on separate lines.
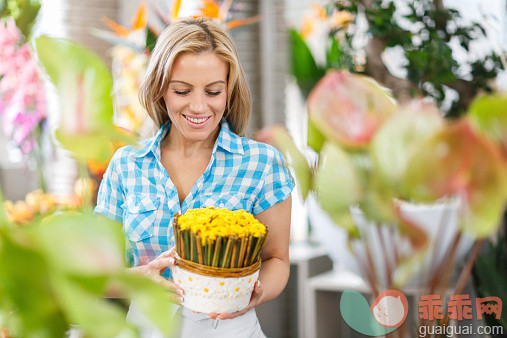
206, 280, 263, 320
129, 247, 185, 303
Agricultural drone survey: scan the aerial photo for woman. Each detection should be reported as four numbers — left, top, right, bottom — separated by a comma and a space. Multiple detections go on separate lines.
95, 17, 294, 337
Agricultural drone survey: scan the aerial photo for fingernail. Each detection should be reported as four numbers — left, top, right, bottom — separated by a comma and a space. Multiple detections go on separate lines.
168, 258, 175, 265
177, 296, 183, 303
256, 280, 261, 287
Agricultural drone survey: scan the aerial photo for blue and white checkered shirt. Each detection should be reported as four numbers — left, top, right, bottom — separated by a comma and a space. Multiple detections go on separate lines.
94, 119, 294, 276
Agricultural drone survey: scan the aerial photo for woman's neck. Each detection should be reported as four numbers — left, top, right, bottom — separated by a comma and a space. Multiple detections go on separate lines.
162, 125, 219, 157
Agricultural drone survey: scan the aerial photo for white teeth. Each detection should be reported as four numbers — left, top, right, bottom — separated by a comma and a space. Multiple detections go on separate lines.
185, 115, 208, 124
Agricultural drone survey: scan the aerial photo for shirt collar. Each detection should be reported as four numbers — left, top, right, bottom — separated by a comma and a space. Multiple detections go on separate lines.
215, 118, 244, 155
129, 118, 244, 159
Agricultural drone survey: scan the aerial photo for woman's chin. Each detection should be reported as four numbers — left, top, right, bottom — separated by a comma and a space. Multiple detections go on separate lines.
182, 128, 218, 143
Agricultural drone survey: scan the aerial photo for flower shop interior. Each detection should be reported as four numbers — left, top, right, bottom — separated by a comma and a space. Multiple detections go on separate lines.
1, 0, 506, 337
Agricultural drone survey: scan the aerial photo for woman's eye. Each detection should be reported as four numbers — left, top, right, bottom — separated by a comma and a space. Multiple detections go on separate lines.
206, 91, 222, 96
173, 90, 190, 95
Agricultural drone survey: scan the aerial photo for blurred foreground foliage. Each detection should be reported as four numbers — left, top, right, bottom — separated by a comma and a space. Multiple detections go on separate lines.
0, 34, 178, 337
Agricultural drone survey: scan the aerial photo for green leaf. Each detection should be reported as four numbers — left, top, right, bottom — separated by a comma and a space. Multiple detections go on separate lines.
13, 0, 40, 39
370, 100, 444, 196
146, 27, 158, 52
113, 272, 179, 336
52, 274, 136, 338
0, 230, 68, 337
467, 93, 507, 150
473, 246, 507, 329
325, 36, 353, 71
326, 37, 341, 69
275, 128, 312, 200
0, 190, 9, 228
54, 128, 133, 163
314, 142, 361, 236
35, 35, 131, 162
403, 121, 507, 238
290, 29, 325, 98
307, 118, 325, 152
38, 212, 125, 275
0, 0, 41, 39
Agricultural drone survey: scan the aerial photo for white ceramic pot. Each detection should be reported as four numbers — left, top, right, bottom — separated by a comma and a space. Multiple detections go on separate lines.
172, 265, 259, 314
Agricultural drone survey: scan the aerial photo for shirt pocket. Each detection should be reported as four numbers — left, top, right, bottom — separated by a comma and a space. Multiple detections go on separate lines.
123, 194, 160, 242
200, 192, 252, 212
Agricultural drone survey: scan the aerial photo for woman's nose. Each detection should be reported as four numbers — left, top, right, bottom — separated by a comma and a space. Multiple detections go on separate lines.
189, 92, 206, 113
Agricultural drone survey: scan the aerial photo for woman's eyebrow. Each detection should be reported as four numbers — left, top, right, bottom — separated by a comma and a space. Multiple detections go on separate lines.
206, 80, 226, 86
169, 80, 226, 86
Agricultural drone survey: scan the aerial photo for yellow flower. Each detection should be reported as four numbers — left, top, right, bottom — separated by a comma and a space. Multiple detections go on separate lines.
178, 207, 266, 244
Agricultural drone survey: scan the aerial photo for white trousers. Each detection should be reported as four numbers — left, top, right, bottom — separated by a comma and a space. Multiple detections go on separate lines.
127, 301, 266, 338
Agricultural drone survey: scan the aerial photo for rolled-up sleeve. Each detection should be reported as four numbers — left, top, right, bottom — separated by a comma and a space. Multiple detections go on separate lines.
94, 150, 125, 223
253, 147, 295, 215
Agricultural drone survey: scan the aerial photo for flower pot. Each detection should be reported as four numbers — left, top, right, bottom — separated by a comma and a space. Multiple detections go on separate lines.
172, 257, 260, 314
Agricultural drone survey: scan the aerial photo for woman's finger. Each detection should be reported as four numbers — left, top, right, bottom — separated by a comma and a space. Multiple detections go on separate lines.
248, 280, 263, 303
159, 247, 176, 258
148, 257, 175, 270
151, 274, 184, 293
210, 281, 263, 320
213, 307, 249, 320
207, 312, 219, 319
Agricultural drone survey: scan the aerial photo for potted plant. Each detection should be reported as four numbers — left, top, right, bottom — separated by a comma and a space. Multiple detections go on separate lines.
171, 207, 267, 313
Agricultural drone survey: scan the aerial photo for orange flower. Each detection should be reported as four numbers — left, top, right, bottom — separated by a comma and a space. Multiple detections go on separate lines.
170, 0, 182, 20
329, 11, 354, 29
87, 128, 130, 179
301, 14, 316, 39
1, 326, 10, 338
311, 4, 327, 20
3, 200, 35, 224
131, 2, 147, 31
197, 0, 260, 30
101, 1, 147, 36
200, 0, 221, 19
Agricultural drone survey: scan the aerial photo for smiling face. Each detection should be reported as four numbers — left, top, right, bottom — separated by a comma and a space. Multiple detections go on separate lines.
163, 52, 228, 146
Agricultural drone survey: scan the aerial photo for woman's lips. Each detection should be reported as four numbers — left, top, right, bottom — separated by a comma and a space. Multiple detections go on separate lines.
183, 114, 212, 128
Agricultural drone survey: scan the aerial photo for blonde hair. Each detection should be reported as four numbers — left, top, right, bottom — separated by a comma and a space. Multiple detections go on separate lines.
139, 17, 252, 136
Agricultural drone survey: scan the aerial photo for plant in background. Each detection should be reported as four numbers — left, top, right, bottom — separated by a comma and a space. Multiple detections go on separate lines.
472, 222, 507, 333
0, 0, 40, 38
0, 2, 48, 190
258, 69, 507, 335
2, 189, 80, 225
291, 0, 506, 116
94, 0, 261, 55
